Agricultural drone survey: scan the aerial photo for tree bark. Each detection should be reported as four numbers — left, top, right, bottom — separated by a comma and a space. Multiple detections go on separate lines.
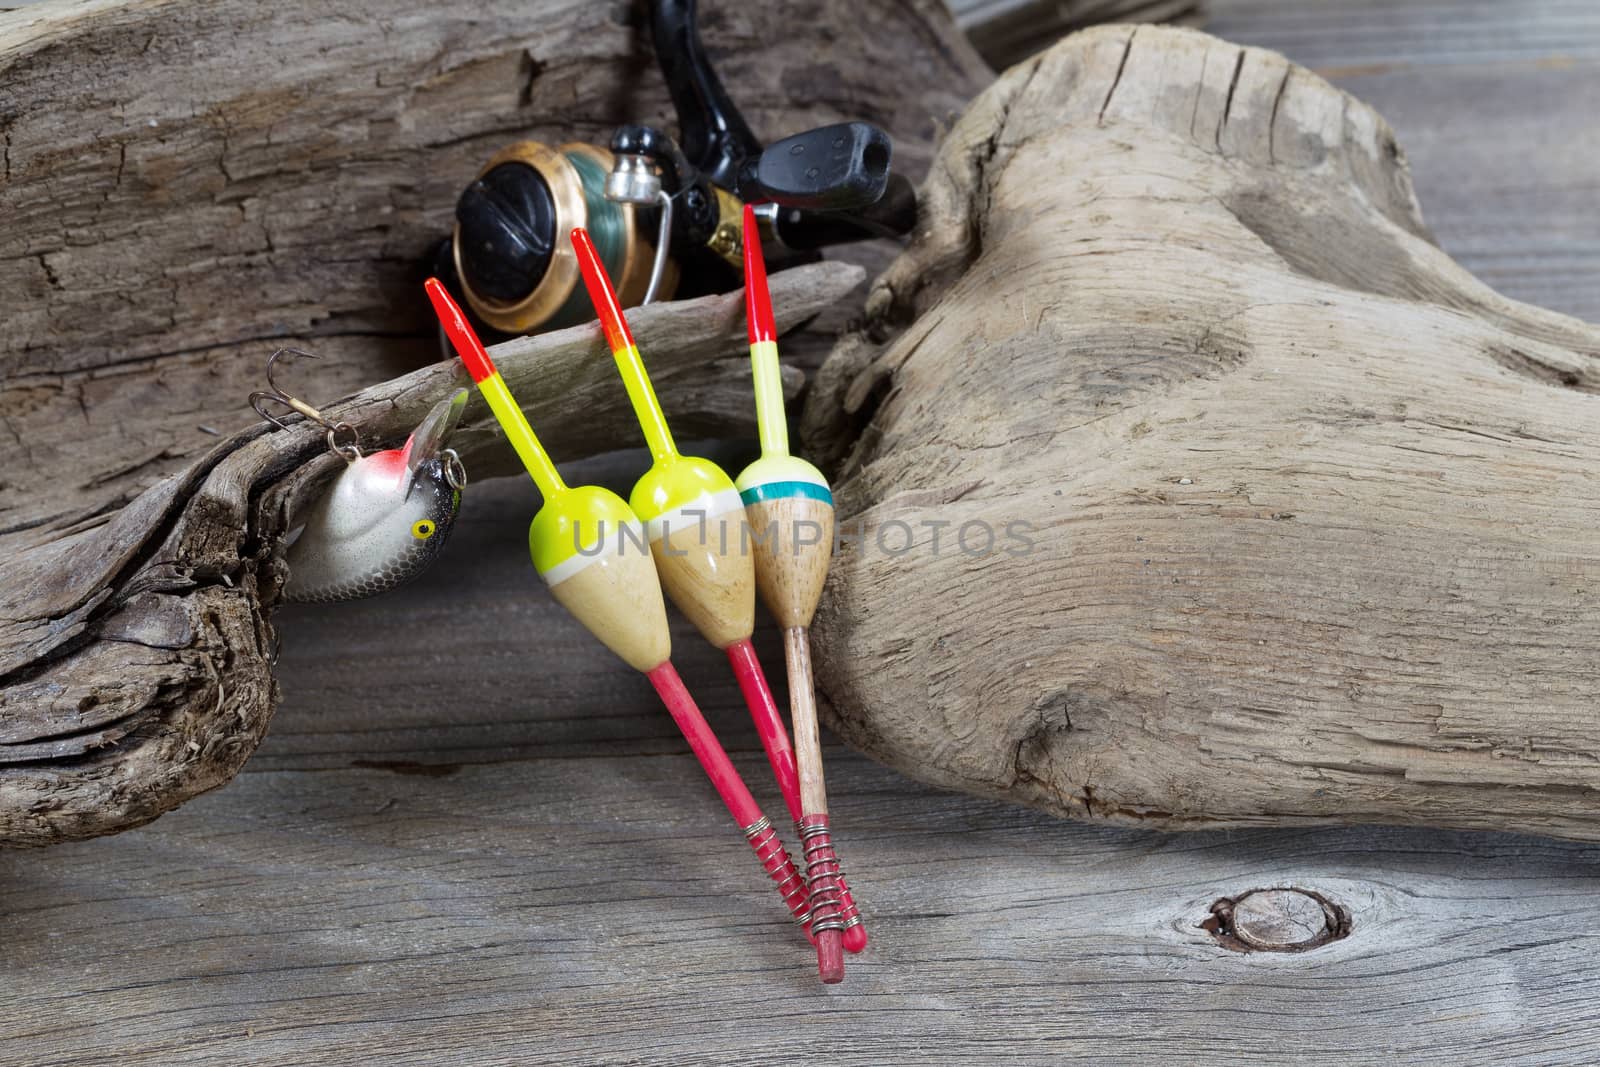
804, 26, 1600, 842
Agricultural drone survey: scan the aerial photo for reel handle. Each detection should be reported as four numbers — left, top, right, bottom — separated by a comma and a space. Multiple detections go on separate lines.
767, 171, 919, 250
746, 122, 892, 212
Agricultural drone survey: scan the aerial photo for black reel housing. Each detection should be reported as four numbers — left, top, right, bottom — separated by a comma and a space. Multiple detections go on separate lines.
456, 162, 557, 305
441, 0, 917, 334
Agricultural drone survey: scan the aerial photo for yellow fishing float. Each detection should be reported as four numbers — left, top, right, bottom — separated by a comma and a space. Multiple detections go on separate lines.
733, 204, 865, 956
571, 226, 858, 981
425, 277, 818, 950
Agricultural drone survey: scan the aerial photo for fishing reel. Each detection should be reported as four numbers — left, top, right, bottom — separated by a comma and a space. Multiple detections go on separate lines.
435, 0, 916, 338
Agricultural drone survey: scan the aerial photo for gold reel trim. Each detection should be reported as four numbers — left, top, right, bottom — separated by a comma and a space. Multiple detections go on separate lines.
452, 141, 589, 334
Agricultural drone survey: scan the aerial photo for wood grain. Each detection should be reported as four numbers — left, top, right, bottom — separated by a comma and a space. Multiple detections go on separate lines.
951, 0, 1205, 69
549, 543, 673, 673
0, 260, 861, 847
804, 22, 1600, 841
10, 475, 1600, 1065
651, 514, 756, 650
747, 496, 835, 628
4, 1, 1600, 1063
19, 770, 1597, 1066
9, 476, 1600, 1067
1210, 0, 1600, 326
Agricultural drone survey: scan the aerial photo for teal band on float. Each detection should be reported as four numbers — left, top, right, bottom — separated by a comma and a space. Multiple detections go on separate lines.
739, 481, 834, 507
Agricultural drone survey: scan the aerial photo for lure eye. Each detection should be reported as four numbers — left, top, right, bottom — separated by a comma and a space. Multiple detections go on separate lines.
411, 519, 436, 541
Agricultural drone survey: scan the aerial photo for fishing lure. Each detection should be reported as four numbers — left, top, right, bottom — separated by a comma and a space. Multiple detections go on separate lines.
249, 349, 469, 603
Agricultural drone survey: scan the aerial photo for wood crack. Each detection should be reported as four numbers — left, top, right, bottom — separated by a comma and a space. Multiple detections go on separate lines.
1267, 65, 1292, 165
1217, 47, 1246, 153
1099, 26, 1138, 125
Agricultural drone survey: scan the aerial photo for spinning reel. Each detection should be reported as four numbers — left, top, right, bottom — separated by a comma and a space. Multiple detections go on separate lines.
435, 0, 916, 337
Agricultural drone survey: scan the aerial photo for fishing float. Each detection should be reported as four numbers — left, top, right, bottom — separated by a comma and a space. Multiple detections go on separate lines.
733, 204, 865, 961
424, 276, 815, 943
570, 227, 858, 982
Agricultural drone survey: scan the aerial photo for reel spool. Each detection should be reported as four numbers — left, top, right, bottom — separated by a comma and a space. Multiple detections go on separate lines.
452, 142, 678, 335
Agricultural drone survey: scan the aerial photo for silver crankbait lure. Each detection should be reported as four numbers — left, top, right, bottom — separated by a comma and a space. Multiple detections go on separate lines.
250, 348, 470, 603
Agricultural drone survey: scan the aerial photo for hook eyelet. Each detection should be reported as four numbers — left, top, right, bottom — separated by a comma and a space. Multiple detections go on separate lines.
250, 347, 364, 461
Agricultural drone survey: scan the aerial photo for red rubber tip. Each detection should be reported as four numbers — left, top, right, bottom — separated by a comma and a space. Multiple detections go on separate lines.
843, 924, 869, 954
742, 204, 776, 345
816, 930, 845, 984
572, 227, 636, 354
425, 278, 497, 383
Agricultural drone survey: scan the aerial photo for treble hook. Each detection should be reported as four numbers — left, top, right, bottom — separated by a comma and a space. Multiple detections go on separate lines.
248, 347, 362, 461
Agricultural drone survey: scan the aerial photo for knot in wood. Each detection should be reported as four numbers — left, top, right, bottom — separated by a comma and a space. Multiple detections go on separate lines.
1204, 887, 1351, 953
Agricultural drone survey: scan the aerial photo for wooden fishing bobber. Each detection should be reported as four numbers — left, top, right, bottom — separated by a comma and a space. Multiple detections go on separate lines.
424, 277, 815, 941
734, 204, 865, 958
571, 227, 856, 981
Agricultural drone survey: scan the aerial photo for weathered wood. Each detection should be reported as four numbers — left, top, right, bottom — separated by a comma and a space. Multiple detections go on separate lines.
5, 3, 1599, 1062
1210, 0, 1600, 326
10, 476, 1600, 1066
951, 0, 1205, 68
0, 0, 987, 848
803, 24, 1600, 841
0, 261, 863, 847
0, 0, 987, 556
20, 762, 1600, 1065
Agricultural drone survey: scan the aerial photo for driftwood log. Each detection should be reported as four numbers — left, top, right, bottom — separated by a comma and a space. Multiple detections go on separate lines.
804, 25, 1600, 841
0, 0, 985, 847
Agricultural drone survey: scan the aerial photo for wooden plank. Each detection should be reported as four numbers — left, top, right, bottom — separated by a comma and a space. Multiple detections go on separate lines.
9, 474, 1600, 1065
949, 0, 1205, 69
9, 694, 1600, 1062
1208, 0, 1600, 65
259, 450, 781, 773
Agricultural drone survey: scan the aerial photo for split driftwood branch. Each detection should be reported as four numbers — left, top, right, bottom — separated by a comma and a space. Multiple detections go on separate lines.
0, 261, 862, 847
804, 25, 1600, 843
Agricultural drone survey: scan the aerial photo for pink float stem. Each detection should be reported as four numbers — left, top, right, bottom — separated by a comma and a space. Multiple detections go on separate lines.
646, 660, 813, 939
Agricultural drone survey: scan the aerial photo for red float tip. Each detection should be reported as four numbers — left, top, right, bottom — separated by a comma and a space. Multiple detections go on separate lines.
816, 930, 845, 984
843, 924, 869, 954
425, 278, 497, 383
572, 227, 636, 354
742, 204, 776, 345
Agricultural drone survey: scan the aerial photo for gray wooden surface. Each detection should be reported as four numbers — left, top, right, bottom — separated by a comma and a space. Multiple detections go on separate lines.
5, 1, 1600, 1064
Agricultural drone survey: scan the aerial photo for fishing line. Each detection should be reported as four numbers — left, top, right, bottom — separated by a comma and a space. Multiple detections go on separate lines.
542, 148, 632, 331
